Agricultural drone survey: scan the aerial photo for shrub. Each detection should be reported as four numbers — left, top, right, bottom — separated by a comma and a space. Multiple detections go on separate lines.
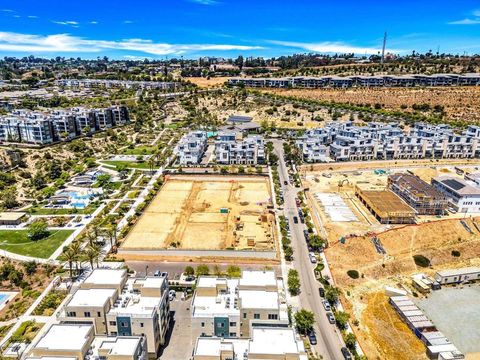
346, 270, 359, 279
413, 254, 430, 268
287, 269, 301, 296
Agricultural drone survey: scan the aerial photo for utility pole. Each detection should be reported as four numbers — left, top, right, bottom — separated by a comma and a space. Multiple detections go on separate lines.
381, 32, 387, 65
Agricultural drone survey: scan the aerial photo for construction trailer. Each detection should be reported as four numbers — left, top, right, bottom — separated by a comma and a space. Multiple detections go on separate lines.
388, 173, 449, 215
355, 186, 416, 224
434, 267, 480, 285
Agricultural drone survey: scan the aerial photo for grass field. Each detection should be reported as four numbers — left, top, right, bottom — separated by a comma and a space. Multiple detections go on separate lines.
120, 145, 159, 155
0, 230, 74, 258
101, 160, 158, 170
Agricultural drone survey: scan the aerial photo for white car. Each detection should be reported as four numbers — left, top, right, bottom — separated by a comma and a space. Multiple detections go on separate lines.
309, 252, 317, 264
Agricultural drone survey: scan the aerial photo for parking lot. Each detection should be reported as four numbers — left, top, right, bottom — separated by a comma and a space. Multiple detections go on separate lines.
415, 284, 480, 355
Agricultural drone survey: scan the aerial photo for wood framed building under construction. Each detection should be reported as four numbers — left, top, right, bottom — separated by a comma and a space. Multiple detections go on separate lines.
388, 173, 449, 215
355, 186, 416, 224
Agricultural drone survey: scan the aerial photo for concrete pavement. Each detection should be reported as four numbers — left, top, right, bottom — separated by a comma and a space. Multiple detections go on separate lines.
273, 140, 345, 360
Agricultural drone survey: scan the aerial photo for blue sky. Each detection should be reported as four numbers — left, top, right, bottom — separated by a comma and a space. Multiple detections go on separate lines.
0, 0, 480, 59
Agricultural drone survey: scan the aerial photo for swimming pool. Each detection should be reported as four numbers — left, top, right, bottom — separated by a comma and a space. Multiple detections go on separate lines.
0, 293, 8, 305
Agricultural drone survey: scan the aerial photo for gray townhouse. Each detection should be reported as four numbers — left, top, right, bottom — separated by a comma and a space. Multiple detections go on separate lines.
174, 130, 208, 165
215, 132, 265, 165
296, 122, 480, 163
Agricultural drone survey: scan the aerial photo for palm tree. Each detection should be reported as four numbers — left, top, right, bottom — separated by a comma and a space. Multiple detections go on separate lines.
69, 241, 82, 273
63, 247, 76, 280
104, 224, 118, 248
84, 244, 104, 269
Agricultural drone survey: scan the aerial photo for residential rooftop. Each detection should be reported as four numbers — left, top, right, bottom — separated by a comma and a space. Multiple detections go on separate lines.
33, 324, 92, 352
82, 268, 127, 287
68, 288, 116, 308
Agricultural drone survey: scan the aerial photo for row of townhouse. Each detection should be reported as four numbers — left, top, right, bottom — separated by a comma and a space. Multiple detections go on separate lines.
191, 270, 308, 359
0, 106, 129, 145
174, 130, 208, 165
57, 79, 178, 90
57, 268, 170, 357
228, 73, 480, 89
296, 122, 480, 162
215, 132, 265, 165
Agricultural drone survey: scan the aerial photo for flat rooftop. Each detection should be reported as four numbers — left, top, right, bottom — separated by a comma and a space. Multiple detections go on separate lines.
239, 290, 278, 309
83, 269, 126, 287
192, 279, 239, 318
239, 270, 276, 288
356, 187, 416, 217
194, 337, 249, 357
436, 267, 480, 277
93, 336, 142, 356
249, 328, 305, 356
34, 324, 92, 352
109, 295, 159, 316
68, 288, 116, 308
433, 176, 480, 196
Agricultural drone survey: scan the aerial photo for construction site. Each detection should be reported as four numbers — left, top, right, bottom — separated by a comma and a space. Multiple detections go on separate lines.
120, 175, 277, 257
302, 162, 480, 360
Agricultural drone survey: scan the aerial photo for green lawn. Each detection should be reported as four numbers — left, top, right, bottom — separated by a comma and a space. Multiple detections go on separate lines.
0, 230, 74, 258
120, 145, 159, 155
27, 202, 99, 215
101, 160, 159, 170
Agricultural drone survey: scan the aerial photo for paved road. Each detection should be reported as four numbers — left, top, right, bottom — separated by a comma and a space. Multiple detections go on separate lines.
273, 140, 344, 360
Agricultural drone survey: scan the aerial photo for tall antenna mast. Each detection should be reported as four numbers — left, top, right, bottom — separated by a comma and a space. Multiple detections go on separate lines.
381, 32, 387, 64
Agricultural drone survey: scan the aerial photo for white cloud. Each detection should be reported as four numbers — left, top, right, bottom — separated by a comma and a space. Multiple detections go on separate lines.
1, 9, 14, 13
90, 21, 98, 24
28, 15, 39, 19
448, 18, 480, 25
52, 20, 79, 27
188, 0, 219, 4
0, 31, 263, 56
268, 40, 400, 55
123, 20, 134, 24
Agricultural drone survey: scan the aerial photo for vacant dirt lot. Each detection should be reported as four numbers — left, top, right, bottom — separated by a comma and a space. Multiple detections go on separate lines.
122, 175, 276, 251
262, 86, 480, 124
186, 77, 229, 88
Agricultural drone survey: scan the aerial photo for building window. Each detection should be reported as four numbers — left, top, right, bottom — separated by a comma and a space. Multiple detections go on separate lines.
253, 314, 260, 319
243, 313, 247, 319
97, 312, 101, 317
268, 314, 278, 320
229, 322, 236, 327
121, 322, 128, 327
140, 323, 144, 328
111, 331, 118, 335
229, 332, 237, 337
201, 322, 205, 328
109, 321, 116, 326
67, 311, 76, 317
84, 312, 91, 317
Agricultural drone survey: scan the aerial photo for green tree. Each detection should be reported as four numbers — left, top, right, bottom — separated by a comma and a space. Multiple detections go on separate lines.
325, 286, 340, 305
1, 187, 19, 209
334, 311, 350, 330
287, 269, 301, 296
23, 261, 37, 276
27, 220, 50, 241
196, 264, 210, 276
344, 332, 357, 351
226, 265, 241, 278
309, 235, 325, 251
184, 266, 195, 276
294, 309, 315, 334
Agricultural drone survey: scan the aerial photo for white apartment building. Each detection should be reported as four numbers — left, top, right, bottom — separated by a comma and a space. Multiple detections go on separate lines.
215, 133, 265, 165
192, 327, 308, 360
59, 269, 170, 356
174, 131, 208, 165
191, 270, 289, 340
26, 324, 147, 360
0, 106, 130, 144
431, 176, 480, 213
296, 122, 480, 162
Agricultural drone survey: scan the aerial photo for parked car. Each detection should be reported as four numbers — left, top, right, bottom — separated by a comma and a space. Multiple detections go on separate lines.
284, 180, 288, 185
318, 287, 325, 298
309, 252, 317, 264
341, 347, 352, 360
154, 270, 167, 277
326, 312, 335, 324
293, 216, 298, 224
303, 230, 310, 241
308, 331, 317, 345
322, 300, 331, 311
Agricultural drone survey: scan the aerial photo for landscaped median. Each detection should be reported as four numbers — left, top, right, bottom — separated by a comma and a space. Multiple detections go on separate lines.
0, 229, 74, 259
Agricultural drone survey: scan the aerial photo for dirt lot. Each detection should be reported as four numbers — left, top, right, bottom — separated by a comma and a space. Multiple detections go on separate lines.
304, 163, 480, 359
261, 86, 480, 124
122, 175, 276, 251
186, 77, 229, 88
